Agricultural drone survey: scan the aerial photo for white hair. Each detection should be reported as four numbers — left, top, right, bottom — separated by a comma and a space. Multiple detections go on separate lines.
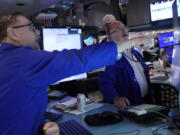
102, 14, 116, 25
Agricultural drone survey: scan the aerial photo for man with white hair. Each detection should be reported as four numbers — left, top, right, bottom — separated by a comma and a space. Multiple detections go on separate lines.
102, 14, 116, 25
98, 14, 154, 108
101, 14, 116, 43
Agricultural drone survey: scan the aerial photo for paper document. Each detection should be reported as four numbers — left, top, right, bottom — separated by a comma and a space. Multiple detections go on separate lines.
69, 102, 103, 115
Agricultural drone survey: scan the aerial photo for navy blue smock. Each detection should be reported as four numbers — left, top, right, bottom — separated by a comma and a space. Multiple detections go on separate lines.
98, 49, 154, 105
0, 41, 117, 135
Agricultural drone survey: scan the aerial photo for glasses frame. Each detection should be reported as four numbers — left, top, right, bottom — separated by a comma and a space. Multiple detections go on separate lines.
12, 23, 36, 32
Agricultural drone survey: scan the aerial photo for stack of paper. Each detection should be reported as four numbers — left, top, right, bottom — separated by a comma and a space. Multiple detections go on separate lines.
56, 98, 77, 111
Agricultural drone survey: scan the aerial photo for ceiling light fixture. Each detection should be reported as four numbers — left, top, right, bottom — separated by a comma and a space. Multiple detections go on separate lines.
16, 3, 26, 6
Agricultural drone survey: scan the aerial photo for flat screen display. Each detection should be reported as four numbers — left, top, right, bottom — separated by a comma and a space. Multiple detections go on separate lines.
150, 0, 175, 22
158, 32, 174, 48
177, 0, 180, 17
83, 36, 97, 46
42, 28, 87, 83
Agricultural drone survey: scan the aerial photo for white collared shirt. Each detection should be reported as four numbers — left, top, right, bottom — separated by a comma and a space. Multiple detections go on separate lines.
123, 50, 148, 97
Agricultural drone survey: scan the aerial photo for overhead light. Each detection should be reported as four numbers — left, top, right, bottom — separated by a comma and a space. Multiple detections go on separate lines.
36, 13, 57, 20
16, 3, 26, 6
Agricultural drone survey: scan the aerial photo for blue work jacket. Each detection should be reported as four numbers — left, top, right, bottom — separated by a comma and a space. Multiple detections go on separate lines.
0, 42, 117, 135
98, 49, 154, 105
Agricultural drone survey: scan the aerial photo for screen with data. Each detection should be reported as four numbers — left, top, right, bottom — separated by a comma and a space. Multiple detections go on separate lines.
150, 0, 180, 22
42, 28, 87, 83
158, 32, 174, 48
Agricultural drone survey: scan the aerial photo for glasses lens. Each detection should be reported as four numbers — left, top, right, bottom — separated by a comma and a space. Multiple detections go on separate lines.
12, 23, 36, 32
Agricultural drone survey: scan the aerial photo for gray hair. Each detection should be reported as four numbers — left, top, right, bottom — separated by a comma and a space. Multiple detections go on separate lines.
102, 14, 116, 25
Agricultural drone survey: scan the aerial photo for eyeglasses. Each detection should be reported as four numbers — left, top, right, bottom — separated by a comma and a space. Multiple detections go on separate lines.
12, 23, 37, 32
109, 26, 129, 35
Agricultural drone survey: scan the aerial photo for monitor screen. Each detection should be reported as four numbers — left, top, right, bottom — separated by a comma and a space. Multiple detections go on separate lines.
158, 32, 174, 48
83, 36, 97, 46
150, 0, 175, 22
178, 0, 180, 16
42, 28, 87, 83
83, 27, 99, 46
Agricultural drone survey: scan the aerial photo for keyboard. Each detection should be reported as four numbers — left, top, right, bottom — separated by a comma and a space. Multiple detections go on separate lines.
130, 104, 166, 112
45, 111, 63, 121
150, 82, 179, 108
118, 104, 169, 123
58, 119, 93, 135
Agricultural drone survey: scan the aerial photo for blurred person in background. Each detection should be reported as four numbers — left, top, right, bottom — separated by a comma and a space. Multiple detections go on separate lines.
98, 14, 154, 109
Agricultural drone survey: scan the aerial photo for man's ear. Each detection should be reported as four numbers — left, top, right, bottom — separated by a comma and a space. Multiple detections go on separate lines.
7, 27, 19, 41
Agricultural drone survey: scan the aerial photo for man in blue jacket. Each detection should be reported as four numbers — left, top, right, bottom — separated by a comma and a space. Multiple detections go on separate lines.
0, 13, 153, 135
99, 16, 154, 109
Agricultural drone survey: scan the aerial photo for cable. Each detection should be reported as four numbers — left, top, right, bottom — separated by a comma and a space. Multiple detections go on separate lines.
151, 111, 180, 134
152, 123, 170, 135
151, 111, 180, 129
108, 129, 141, 135
151, 111, 172, 123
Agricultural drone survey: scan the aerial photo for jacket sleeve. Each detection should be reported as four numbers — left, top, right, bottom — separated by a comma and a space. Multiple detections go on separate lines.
19, 41, 117, 87
98, 65, 119, 102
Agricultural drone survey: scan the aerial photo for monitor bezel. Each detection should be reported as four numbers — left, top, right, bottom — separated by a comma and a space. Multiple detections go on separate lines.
42, 27, 83, 50
158, 32, 174, 48
149, 0, 176, 23
41, 27, 87, 83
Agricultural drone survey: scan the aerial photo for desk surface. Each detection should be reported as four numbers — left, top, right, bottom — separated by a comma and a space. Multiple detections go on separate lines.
47, 101, 180, 135
150, 74, 170, 84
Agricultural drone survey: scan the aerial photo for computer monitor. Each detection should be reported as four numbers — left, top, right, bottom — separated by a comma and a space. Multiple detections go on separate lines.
42, 28, 87, 83
83, 36, 97, 46
83, 26, 99, 46
150, 0, 177, 22
158, 32, 174, 48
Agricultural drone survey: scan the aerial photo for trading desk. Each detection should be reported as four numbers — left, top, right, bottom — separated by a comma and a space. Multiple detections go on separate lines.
47, 101, 180, 135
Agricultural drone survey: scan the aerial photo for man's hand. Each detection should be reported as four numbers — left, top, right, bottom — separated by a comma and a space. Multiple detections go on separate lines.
113, 96, 130, 109
43, 122, 60, 135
